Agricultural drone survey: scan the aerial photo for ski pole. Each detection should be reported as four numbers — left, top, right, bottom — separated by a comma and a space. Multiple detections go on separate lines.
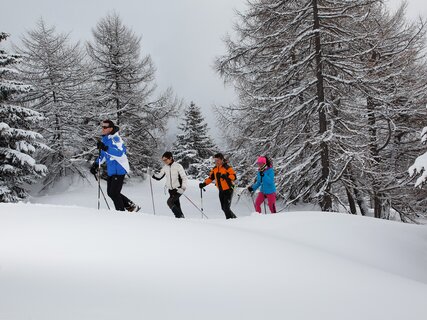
234, 187, 247, 206
148, 167, 156, 215
234, 188, 255, 211
183, 194, 209, 219
97, 179, 100, 209
97, 151, 101, 210
93, 171, 110, 210
100, 186, 110, 209
99, 182, 110, 210
200, 187, 206, 219
235, 188, 254, 211
249, 191, 255, 207
94, 146, 110, 210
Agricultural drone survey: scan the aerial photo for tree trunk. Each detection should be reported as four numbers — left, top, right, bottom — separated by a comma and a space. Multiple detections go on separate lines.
115, 81, 121, 124
345, 185, 357, 214
313, 0, 332, 211
367, 96, 382, 218
346, 165, 368, 216
355, 187, 368, 216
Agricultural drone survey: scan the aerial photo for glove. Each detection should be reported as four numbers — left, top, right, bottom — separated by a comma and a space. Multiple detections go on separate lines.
90, 162, 98, 175
176, 188, 185, 194
199, 182, 206, 189
260, 171, 264, 177
248, 186, 253, 193
97, 140, 108, 151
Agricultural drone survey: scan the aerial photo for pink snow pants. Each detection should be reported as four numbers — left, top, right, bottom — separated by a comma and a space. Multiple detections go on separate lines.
254, 192, 276, 214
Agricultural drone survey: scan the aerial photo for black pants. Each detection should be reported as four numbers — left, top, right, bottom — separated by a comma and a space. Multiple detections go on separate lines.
167, 189, 184, 218
219, 189, 237, 219
107, 175, 132, 211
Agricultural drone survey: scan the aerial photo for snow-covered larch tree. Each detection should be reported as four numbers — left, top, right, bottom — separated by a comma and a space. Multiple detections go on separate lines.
216, 0, 427, 217
0, 32, 47, 202
87, 12, 179, 175
216, 0, 389, 211
16, 19, 93, 191
345, 4, 427, 220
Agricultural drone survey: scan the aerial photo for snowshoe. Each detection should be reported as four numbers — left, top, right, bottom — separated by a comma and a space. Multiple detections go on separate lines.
126, 203, 141, 213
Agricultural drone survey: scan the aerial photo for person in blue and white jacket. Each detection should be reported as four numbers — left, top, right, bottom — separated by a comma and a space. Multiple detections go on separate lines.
90, 119, 140, 212
247, 156, 277, 214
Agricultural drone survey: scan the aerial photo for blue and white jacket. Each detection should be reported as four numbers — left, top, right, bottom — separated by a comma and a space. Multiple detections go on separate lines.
95, 127, 130, 176
251, 166, 276, 195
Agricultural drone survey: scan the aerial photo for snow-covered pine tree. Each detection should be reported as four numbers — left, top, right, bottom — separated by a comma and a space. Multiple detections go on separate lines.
173, 101, 216, 178
87, 12, 179, 175
0, 32, 47, 202
16, 19, 93, 191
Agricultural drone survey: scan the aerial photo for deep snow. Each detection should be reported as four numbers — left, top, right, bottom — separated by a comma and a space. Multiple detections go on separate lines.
0, 177, 427, 320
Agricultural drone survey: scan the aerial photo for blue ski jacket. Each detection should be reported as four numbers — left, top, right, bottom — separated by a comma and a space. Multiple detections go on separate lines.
95, 127, 130, 176
251, 166, 276, 194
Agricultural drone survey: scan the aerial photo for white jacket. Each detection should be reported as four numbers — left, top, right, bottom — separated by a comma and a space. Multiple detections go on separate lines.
152, 161, 188, 193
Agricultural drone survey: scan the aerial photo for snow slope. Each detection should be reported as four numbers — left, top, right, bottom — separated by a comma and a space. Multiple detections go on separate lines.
0, 178, 427, 320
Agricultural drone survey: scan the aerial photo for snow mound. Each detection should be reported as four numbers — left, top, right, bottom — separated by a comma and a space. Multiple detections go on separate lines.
0, 203, 426, 320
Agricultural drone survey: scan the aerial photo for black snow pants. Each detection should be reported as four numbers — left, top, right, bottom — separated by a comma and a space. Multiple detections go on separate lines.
219, 189, 237, 219
107, 174, 133, 211
167, 189, 185, 218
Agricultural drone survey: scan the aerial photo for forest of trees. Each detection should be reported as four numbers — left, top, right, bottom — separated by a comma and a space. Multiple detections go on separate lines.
2, 2, 427, 222
216, 0, 427, 221
1, 13, 182, 200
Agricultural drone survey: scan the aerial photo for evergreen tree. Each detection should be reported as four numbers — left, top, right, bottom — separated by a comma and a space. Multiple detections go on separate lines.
0, 32, 47, 202
87, 12, 179, 175
173, 102, 216, 178
16, 19, 92, 191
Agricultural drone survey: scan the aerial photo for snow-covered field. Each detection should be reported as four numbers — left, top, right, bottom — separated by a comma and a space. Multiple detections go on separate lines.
1, 177, 427, 320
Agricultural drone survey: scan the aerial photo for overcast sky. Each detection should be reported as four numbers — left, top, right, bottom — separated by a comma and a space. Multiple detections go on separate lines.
1, 0, 427, 139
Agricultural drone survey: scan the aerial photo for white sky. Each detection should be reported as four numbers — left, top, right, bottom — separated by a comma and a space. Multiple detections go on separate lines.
1, 0, 248, 140
1, 0, 426, 139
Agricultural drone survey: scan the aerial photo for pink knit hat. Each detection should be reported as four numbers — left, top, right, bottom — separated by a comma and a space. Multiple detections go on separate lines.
257, 156, 267, 165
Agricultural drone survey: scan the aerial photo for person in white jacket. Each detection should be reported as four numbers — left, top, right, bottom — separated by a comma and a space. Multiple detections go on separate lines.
152, 151, 188, 218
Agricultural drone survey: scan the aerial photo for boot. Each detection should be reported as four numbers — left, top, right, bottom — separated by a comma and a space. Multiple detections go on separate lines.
126, 202, 141, 212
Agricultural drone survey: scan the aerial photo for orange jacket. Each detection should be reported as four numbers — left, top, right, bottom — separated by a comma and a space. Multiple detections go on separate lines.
204, 164, 236, 191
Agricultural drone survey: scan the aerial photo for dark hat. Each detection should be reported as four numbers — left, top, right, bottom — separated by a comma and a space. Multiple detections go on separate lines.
162, 151, 173, 159
102, 119, 115, 128
214, 152, 224, 160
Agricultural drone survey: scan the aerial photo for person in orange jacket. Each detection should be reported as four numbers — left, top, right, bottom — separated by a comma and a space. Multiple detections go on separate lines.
199, 153, 237, 219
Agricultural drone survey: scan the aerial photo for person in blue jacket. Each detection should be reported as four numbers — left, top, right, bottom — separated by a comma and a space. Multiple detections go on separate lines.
90, 119, 140, 212
248, 156, 277, 214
